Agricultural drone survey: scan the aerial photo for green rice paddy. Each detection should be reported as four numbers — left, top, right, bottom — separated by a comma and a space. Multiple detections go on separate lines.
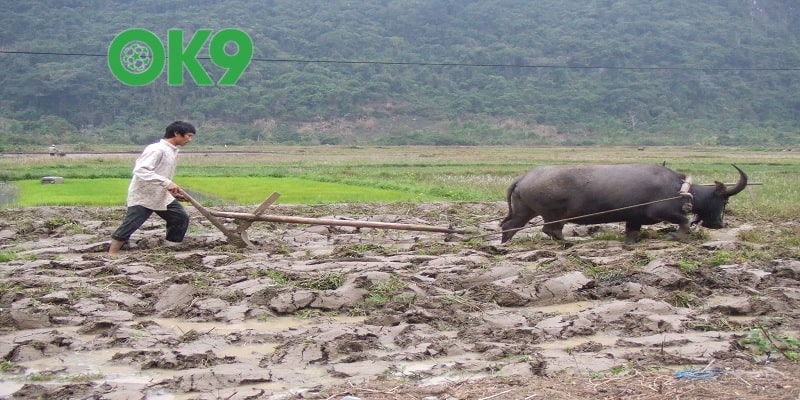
1, 145, 798, 220
15, 177, 437, 206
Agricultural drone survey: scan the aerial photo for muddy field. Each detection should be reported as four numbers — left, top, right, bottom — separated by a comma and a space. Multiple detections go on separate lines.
0, 202, 798, 400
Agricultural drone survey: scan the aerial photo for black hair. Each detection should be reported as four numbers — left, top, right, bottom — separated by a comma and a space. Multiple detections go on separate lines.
164, 121, 196, 138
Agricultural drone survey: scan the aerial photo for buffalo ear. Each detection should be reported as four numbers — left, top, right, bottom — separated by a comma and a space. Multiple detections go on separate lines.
714, 181, 727, 196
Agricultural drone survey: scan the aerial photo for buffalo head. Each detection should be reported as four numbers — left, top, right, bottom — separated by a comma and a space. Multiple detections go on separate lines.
691, 164, 748, 229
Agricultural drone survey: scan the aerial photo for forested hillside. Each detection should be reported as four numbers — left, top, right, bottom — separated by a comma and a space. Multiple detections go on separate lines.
1, 0, 799, 147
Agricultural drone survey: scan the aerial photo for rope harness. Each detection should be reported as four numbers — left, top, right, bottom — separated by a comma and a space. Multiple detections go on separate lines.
473, 177, 694, 240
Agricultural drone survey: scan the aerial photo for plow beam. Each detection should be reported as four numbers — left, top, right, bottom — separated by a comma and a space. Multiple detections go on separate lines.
207, 210, 464, 235
182, 190, 463, 248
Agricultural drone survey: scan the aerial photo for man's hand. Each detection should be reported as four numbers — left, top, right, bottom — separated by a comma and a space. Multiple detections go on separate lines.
167, 183, 188, 201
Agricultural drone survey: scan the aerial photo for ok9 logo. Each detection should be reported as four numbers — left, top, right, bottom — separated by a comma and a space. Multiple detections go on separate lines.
108, 28, 253, 86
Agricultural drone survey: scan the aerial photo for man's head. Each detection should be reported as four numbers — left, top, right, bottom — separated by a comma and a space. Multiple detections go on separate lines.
164, 121, 196, 138
164, 121, 196, 146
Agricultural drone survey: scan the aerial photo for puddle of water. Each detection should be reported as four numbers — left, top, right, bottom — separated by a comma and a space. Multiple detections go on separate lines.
537, 333, 619, 350
146, 315, 365, 335
390, 353, 485, 376
222, 342, 278, 361
0, 315, 366, 398
0, 340, 323, 399
0, 347, 168, 397
528, 301, 595, 314
0, 382, 23, 397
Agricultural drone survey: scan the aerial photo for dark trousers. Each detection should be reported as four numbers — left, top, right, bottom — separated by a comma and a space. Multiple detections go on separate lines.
111, 200, 189, 242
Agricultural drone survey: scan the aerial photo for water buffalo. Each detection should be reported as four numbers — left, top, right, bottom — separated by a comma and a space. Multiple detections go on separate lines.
500, 163, 748, 244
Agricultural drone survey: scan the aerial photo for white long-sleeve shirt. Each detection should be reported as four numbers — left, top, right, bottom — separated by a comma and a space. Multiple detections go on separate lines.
126, 139, 179, 210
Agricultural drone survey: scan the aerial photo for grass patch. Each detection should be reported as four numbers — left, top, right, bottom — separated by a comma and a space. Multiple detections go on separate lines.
0, 251, 17, 262
0, 361, 13, 372
260, 269, 293, 286
298, 273, 345, 291
591, 231, 626, 242
2, 146, 799, 218
708, 250, 732, 267
329, 243, 389, 258
180, 177, 444, 205
671, 291, 702, 308
677, 258, 702, 275
738, 326, 800, 361
253, 270, 344, 291
365, 275, 407, 307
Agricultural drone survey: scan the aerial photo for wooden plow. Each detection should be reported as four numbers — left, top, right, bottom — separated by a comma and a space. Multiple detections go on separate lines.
180, 190, 465, 248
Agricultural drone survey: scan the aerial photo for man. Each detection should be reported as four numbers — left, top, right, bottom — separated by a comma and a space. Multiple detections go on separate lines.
108, 121, 196, 256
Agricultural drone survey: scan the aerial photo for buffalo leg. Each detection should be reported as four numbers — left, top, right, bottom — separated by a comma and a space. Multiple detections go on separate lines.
661, 213, 691, 241
624, 222, 642, 244
541, 221, 565, 241
500, 200, 537, 243
670, 222, 691, 241
500, 212, 535, 243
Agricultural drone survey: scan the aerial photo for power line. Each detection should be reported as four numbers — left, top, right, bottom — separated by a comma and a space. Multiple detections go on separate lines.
2, 49, 799, 72
0, 50, 107, 58
251, 57, 800, 71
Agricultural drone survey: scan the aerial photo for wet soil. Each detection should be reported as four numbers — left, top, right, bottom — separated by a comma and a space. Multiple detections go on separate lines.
0, 203, 798, 400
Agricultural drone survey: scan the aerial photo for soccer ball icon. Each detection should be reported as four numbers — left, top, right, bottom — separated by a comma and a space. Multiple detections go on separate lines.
120, 41, 153, 73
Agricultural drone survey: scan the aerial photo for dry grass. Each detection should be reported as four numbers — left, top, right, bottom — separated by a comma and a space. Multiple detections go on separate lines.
312, 361, 800, 400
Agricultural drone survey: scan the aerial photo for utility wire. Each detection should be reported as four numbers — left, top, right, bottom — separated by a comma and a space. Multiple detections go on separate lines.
2, 49, 799, 72
250, 58, 800, 71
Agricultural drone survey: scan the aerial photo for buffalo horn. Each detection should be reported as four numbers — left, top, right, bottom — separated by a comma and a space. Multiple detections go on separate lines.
724, 164, 748, 197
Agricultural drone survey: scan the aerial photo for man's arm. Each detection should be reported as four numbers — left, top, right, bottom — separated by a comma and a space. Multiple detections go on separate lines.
132, 148, 171, 186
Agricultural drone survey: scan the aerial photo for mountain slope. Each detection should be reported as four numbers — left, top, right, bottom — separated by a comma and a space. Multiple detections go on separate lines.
0, 0, 798, 146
